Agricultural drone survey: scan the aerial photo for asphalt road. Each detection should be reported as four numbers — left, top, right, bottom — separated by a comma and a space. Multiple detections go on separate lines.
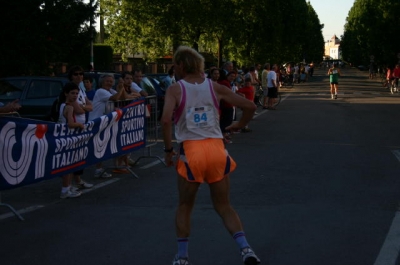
1, 67, 400, 265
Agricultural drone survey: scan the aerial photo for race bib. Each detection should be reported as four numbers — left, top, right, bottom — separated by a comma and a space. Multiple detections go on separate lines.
186, 106, 216, 130
332, 70, 338, 74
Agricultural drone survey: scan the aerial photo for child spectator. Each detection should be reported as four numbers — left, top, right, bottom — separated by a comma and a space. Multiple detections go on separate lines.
58, 83, 86, 199
83, 75, 95, 101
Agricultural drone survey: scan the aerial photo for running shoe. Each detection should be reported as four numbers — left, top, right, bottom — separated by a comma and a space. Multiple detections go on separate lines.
334, 94, 337, 99
172, 254, 190, 265
60, 189, 81, 199
75, 179, 93, 189
241, 247, 260, 265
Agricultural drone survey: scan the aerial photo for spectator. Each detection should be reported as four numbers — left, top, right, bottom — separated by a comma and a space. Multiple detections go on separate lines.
237, 77, 255, 132
209, 68, 220, 82
67, 66, 93, 189
131, 69, 149, 97
392, 64, 400, 92
89, 74, 127, 178
267, 64, 278, 109
121, 71, 142, 98
118, 72, 142, 169
163, 66, 176, 89
58, 82, 85, 199
222, 61, 233, 77
261, 63, 270, 109
83, 75, 95, 101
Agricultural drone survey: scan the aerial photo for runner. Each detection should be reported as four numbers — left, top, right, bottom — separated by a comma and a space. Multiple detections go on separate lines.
161, 46, 260, 265
327, 63, 341, 99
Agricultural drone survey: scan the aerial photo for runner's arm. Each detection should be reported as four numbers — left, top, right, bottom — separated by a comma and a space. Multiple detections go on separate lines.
161, 84, 179, 166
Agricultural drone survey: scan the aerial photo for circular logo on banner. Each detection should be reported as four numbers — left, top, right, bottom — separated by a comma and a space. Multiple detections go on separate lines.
370, 55, 375, 60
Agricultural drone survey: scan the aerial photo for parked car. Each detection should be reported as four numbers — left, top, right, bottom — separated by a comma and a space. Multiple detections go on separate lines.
142, 76, 165, 119
146, 73, 168, 90
0, 76, 69, 120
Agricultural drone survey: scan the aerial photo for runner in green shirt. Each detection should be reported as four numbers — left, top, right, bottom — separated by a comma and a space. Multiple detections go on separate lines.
327, 63, 341, 99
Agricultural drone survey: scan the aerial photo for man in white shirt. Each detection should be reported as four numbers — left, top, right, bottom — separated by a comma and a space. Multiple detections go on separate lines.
267, 64, 278, 110
131, 69, 149, 97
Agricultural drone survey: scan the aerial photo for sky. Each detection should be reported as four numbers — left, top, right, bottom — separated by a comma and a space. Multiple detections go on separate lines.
307, 0, 356, 41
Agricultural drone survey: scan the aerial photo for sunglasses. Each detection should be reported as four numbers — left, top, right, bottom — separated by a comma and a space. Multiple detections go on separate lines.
73, 72, 84, 76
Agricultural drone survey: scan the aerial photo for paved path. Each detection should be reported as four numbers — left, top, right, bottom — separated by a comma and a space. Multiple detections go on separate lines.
1, 67, 400, 265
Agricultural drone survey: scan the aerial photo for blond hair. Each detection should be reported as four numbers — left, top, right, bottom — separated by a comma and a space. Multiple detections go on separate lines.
173, 46, 204, 74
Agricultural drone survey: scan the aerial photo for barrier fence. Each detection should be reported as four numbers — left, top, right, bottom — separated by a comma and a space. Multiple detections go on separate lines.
0, 97, 151, 220
0, 112, 24, 221
101, 95, 164, 178
131, 95, 165, 166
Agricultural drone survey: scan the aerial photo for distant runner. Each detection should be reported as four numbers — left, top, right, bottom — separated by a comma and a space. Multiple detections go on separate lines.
328, 63, 341, 99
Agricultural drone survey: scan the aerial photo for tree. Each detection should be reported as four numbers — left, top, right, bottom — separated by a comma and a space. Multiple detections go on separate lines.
341, 0, 400, 66
101, 0, 325, 68
0, 0, 95, 77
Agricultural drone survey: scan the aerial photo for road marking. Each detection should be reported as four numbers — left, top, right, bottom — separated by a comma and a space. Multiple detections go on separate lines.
0, 205, 44, 221
0, 178, 121, 221
80, 178, 120, 194
391, 150, 400, 161
374, 211, 400, 265
374, 151, 400, 264
140, 160, 164, 169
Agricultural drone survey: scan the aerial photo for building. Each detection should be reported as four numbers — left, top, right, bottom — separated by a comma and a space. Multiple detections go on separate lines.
324, 35, 341, 60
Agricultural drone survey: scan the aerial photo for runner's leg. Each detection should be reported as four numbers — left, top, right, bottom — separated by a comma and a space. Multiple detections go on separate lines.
209, 175, 243, 234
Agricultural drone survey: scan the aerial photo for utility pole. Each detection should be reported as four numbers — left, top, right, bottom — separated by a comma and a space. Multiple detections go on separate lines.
90, 0, 94, 70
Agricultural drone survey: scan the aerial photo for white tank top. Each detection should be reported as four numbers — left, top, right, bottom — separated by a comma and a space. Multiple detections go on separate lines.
174, 79, 222, 143
58, 103, 83, 124
58, 103, 66, 124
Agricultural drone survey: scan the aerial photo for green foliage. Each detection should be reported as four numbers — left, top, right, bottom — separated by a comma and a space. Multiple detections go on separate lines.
341, 0, 400, 66
102, 0, 324, 67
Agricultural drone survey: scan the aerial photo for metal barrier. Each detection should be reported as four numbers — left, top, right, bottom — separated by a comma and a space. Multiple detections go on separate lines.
103, 95, 164, 178
0, 112, 24, 221
131, 95, 165, 166
103, 98, 141, 178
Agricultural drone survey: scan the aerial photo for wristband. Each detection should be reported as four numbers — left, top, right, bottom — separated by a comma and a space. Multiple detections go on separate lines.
164, 147, 173, 153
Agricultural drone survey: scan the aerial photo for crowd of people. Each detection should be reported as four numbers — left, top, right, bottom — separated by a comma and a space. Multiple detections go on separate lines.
52, 66, 150, 199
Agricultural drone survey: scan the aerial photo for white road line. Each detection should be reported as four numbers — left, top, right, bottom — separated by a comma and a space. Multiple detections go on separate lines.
80, 178, 120, 194
0, 178, 121, 221
374, 211, 400, 265
140, 160, 164, 169
0, 205, 44, 221
392, 150, 400, 161
374, 151, 400, 264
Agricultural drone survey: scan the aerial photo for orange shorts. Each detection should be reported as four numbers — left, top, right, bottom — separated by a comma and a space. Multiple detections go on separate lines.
176, 138, 237, 183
